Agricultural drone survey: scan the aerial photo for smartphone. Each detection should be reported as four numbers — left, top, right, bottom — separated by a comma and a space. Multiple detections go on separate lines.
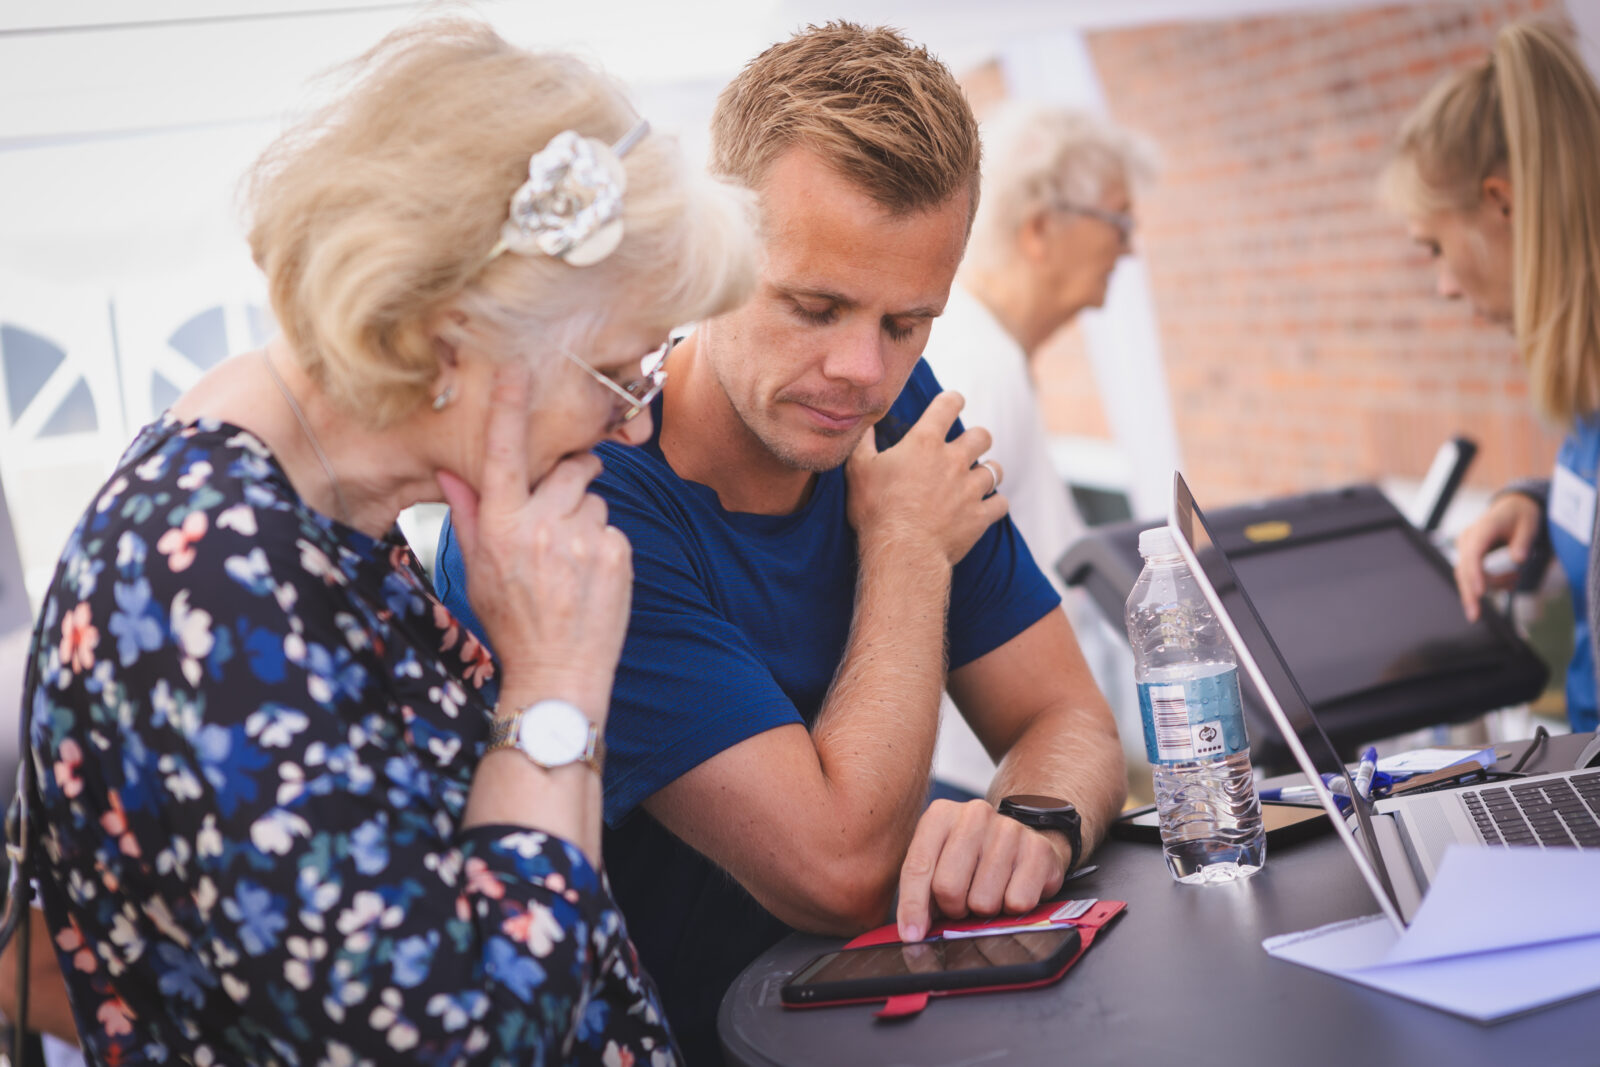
1110, 801, 1329, 846
780, 927, 1082, 1005
1385, 760, 1489, 796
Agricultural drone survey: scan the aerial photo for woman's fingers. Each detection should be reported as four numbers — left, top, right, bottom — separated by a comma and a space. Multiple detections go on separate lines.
441, 359, 635, 708
436, 469, 480, 552
1453, 494, 1541, 622
474, 356, 602, 530
576, 490, 609, 532
1507, 503, 1541, 564
478, 361, 534, 515
526, 455, 606, 521
1454, 523, 1490, 621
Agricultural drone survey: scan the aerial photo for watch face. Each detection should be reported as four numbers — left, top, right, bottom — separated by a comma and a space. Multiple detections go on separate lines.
1003, 794, 1077, 818
516, 701, 590, 767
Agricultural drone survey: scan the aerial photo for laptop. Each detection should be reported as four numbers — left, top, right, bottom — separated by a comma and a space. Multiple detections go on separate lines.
1168, 471, 1600, 930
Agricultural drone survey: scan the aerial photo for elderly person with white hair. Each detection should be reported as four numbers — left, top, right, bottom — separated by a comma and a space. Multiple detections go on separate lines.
11, 18, 756, 1065
923, 103, 1157, 797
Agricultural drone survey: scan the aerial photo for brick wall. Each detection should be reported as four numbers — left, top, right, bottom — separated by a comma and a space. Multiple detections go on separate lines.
1037, 0, 1570, 505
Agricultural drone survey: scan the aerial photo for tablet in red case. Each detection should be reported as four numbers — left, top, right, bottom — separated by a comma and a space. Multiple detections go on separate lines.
780, 899, 1126, 1018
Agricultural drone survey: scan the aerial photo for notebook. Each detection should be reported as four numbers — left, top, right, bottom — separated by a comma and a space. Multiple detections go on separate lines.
1168, 471, 1598, 929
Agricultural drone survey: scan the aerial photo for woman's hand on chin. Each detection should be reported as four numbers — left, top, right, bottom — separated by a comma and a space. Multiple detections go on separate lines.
435, 362, 632, 721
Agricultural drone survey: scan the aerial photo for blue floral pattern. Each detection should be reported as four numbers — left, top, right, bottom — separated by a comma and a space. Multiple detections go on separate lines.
24, 415, 677, 1065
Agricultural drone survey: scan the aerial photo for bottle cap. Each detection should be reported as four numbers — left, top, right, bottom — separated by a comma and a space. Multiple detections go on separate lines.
1138, 526, 1179, 558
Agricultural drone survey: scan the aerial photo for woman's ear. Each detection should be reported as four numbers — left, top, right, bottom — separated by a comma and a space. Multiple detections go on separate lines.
428, 333, 461, 413
1482, 174, 1512, 218
427, 311, 468, 414
431, 308, 469, 368
433, 333, 459, 369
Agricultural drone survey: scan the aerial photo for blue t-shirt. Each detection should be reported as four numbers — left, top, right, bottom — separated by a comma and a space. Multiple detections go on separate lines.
1550, 419, 1600, 731
434, 358, 1059, 1062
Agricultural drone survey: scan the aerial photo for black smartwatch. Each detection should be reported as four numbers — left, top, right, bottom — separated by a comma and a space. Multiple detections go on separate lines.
998, 794, 1083, 875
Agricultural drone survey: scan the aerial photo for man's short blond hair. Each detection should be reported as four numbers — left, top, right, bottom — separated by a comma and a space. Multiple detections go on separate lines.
709, 21, 981, 219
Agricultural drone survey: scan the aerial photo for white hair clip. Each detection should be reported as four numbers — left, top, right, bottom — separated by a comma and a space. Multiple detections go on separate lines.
487, 119, 650, 268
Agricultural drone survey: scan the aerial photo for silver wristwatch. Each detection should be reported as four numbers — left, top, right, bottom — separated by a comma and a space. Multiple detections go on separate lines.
486, 699, 604, 774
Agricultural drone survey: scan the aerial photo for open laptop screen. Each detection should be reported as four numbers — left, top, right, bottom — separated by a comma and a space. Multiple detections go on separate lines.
1170, 473, 1406, 927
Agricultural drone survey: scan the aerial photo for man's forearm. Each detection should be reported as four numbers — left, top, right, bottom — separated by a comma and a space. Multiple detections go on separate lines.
809, 541, 953, 876
987, 704, 1127, 860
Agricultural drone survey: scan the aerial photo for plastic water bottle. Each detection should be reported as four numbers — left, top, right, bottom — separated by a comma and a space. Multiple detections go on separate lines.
1125, 527, 1265, 884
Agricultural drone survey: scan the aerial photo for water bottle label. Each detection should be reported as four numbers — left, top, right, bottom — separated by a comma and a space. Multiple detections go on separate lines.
1138, 668, 1249, 764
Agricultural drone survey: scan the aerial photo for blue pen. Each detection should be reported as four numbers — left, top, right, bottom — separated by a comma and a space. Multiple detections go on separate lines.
1259, 784, 1320, 804
1260, 781, 1351, 811
1262, 777, 1341, 801
1262, 763, 1391, 807
1353, 747, 1379, 800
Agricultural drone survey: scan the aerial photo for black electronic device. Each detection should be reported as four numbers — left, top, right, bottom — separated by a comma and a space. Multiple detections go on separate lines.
780, 928, 1083, 1005
1410, 436, 1477, 533
1058, 484, 1547, 771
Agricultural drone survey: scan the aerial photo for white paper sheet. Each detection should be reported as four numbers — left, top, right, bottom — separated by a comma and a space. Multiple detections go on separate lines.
1263, 847, 1600, 1022
1376, 746, 1495, 775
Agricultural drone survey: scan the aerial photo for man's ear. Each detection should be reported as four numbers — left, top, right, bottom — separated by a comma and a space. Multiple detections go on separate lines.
1018, 209, 1054, 265
1482, 174, 1512, 218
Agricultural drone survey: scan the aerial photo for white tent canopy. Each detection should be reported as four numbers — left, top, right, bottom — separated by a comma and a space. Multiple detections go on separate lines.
0, 0, 1427, 267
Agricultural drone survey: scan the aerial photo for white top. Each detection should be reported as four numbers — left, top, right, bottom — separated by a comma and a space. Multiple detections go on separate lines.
921, 285, 1123, 795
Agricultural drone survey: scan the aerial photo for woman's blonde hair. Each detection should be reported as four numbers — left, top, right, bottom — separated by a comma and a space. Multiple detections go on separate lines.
1380, 20, 1600, 426
246, 19, 757, 427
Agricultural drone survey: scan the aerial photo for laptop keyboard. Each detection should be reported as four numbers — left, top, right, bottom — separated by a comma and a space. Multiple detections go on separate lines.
1461, 771, 1600, 848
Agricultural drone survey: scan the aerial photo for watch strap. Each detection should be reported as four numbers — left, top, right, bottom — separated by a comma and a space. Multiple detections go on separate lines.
999, 797, 1083, 875
485, 714, 518, 753
1060, 819, 1084, 876
486, 705, 605, 775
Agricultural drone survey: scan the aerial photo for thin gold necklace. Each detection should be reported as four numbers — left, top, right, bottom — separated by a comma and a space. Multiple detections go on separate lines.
260, 351, 353, 525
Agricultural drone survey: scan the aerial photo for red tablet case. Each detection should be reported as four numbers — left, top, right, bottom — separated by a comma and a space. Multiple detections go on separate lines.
782, 899, 1126, 1018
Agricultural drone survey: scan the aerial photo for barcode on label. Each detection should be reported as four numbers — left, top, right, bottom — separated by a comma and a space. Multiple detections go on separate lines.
1149, 684, 1194, 760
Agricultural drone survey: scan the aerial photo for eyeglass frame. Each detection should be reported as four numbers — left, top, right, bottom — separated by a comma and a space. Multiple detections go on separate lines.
561, 335, 677, 431
1053, 200, 1136, 247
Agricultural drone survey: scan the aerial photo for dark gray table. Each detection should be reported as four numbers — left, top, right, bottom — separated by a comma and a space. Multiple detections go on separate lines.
719, 733, 1599, 1067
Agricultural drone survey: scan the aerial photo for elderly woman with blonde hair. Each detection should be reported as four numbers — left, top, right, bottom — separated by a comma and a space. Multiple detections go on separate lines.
1381, 20, 1600, 734
13, 18, 754, 1064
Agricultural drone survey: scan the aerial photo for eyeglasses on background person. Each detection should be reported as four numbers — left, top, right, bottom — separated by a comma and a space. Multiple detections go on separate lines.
1054, 200, 1136, 247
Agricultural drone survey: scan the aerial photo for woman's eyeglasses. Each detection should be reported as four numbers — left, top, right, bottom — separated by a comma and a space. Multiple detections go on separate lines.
562, 336, 677, 431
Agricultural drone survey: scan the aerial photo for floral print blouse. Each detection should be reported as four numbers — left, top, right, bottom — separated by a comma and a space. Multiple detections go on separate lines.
23, 415, 678, 1066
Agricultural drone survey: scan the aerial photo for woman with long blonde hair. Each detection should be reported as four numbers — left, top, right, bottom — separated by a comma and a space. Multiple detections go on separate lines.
1381, 20, 1600, 732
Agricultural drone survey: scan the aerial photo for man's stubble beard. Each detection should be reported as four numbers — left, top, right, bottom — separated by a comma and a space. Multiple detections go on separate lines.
709, 349, 872, 475
738, 399, 868, 474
